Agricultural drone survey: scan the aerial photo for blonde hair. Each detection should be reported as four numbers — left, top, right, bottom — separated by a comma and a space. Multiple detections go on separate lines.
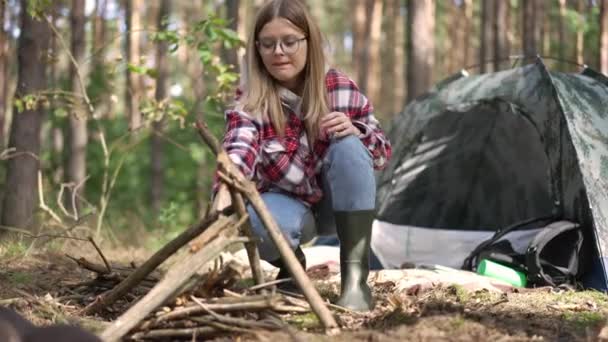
239, 0, 329, 143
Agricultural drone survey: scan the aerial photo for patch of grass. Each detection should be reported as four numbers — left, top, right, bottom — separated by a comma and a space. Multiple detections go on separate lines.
233, 277, 256, 290
561, 290, 608, 307
370, 309, 418, 329
0, 240, 28, 259
450, 315, 466, 329
450, 285, 471, 303
286, 312, 321, 330
563, 311, 606, 332
7, 271, 33, 286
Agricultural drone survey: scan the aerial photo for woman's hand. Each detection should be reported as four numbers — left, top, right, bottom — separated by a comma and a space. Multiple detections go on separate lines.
320, 112, 361, 139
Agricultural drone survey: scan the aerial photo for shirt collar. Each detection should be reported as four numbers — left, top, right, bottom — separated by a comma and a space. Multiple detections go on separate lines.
278, 86, 303, 116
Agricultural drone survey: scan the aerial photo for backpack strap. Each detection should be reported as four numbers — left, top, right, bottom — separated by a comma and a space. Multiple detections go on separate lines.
525, 221, 583, 287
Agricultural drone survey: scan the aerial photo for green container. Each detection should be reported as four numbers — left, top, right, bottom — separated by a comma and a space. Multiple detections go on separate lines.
477, 259, 527, 288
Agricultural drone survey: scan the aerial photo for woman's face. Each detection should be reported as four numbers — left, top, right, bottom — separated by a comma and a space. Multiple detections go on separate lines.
257, 18, 308, 91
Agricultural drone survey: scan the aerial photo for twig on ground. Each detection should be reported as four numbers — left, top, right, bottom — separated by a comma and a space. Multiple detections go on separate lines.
190, 295, 283, 330
88, 236, 111, 273
248, 278, 293, 292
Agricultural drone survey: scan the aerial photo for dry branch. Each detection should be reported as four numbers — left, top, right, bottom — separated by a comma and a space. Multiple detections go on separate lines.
100, 213, 247, 342
82, 211, 219, 314
142, 295, 281, 329
130, 326, 219, 340
195, 120, 340, 334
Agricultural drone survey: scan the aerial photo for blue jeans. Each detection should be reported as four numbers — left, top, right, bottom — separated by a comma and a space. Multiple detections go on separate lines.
246, 136, 376, 261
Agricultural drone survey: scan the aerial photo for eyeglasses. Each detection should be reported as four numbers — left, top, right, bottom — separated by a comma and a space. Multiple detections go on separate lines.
256, 36, 307, 56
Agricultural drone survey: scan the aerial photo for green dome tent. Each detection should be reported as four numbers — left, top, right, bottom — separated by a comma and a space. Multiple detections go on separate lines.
374, 58, 608, 289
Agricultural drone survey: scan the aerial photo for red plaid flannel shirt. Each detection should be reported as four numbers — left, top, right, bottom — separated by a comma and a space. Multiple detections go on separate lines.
217, 68, 392, 206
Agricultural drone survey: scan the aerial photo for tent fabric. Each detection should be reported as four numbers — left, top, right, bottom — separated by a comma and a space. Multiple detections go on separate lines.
375, 58, 608, 288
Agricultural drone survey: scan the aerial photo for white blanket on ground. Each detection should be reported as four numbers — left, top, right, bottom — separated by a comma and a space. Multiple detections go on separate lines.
371, 220, 542, 269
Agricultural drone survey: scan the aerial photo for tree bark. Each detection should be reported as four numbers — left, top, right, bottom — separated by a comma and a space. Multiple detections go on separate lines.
406, 0, 435, 102
462, 0, 473, 67
380, 0, 405, 118
91, 0, 107, 65
480, 0, 494, 72
0, 0, 6, 146
366, 0, 383, 116
151, 0, 170, 214
1, 0, 51, 231
523, 0, 540, 58
223, 0, 240, 73
557, 0, 567, 68
125, 0, 144, 131
352, 0, 368, 86
66, 0, 88, 214
601, 0, 608, 75
575, 0, 585, 65
493, 0, 510, 71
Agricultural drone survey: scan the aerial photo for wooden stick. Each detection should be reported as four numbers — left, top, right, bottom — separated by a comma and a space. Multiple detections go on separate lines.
130, 327, 219, 340
195, 120, 268, 289
99, 214, 244, 342
229, 188, 266, 289
145, 296, 280, 327
88, 236, 112, 273
190, 296, 283, 330
195, 120, 339, 334
219, 151, 340, 333
82, 211, 219, 314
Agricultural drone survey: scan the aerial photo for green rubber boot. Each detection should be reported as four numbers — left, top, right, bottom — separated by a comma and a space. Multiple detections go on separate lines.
334, 210, 375, 311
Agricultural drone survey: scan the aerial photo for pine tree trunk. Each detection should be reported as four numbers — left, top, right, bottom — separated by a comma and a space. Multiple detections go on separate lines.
91, 0, 107, 64
523, 0, 539, 58
406, 0, 435, 102
151, 0, 170, 214
558, 0, 567, 68
575, 0, 585, 65
393, 0, 405, 114
601, 0, 608, 75
352, 0, 368, 86
380, 0, 404, 118
462, 0, 473, 67
480, 0, 494, 72
66, 0, 88, 213
125, 0, 144, 131
366, 0, 383, 115
0, 0, 6, 146
493, 0, 510, 71
1, 0, 51, 231
223, 0, 240, 73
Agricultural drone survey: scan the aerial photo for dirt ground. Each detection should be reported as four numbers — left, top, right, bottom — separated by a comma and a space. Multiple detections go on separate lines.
2, 247, 608, 342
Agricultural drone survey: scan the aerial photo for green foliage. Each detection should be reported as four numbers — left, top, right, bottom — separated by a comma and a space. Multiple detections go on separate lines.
0, 241, 28, 259
14, 93, 49, 113
26, 0, 52, 19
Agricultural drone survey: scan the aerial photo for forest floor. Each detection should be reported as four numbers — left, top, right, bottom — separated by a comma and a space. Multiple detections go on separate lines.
2, 241, 608, 342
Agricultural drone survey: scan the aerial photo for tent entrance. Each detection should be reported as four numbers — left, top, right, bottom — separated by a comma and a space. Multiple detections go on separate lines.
378, 100, 555, 231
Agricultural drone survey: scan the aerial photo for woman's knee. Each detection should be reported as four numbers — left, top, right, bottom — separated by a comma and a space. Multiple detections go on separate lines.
326, 136, 372, 172
323, 136, 376, 211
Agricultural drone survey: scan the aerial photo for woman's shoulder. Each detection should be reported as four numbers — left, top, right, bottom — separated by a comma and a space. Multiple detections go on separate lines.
325, 67, 361, 90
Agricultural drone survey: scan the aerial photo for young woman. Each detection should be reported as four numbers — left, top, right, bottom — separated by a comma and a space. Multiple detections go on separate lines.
217, 0, 391, 311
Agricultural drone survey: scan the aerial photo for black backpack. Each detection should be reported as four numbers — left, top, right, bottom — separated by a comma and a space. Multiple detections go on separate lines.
462, 217, 585, 287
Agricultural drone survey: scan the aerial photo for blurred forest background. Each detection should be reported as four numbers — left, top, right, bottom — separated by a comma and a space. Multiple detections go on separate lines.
0, 0, 607, 250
